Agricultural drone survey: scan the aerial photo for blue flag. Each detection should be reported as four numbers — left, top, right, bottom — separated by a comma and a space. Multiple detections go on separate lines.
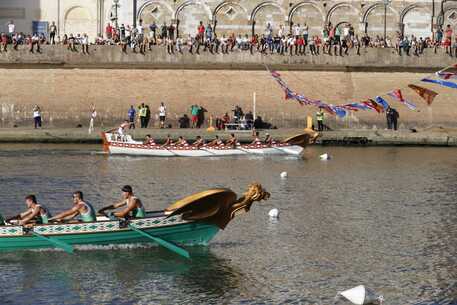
374, 96, 390, 109
422, 78, 457, 89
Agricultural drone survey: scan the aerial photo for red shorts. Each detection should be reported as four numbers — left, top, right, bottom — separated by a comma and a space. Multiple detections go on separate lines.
192, 115, 198, 122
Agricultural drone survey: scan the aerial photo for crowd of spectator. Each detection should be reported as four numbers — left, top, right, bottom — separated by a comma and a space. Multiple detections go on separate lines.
2, 19, 457, 57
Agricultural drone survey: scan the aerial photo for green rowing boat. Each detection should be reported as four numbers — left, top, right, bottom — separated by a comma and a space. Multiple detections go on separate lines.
0, 183, 270, 256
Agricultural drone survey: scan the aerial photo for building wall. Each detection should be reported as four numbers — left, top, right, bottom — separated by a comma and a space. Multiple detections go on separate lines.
2, 0, 457, 40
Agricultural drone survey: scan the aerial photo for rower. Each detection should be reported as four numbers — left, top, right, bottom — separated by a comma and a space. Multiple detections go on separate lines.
264, 133, 274, 146
10, 195, 52, 226
49, 191, 96, 223
118, 120, 130, 140
174, 136, 188, 146
251, 131, 262, 145
161, 134, 172, 147
98, 185, 145, 219
207, 135, 223, 147
193, 136, 205, 148
143, 134, 156, 145
225, 133, 238, 148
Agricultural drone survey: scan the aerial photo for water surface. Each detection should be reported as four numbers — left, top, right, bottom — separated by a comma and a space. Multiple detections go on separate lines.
0, 144, 456, 304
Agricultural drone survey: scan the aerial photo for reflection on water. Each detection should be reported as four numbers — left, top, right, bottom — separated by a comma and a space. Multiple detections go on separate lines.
0, 144, 456, 304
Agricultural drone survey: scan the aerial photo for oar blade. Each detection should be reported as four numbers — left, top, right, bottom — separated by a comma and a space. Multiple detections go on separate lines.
128, 224, 190, 259
31, 231, 74, 254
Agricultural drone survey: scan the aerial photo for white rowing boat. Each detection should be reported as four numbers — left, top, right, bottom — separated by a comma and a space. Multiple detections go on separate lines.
101, 131, 318, 157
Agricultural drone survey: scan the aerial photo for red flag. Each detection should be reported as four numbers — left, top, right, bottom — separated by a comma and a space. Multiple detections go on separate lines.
408, 84, 438, 106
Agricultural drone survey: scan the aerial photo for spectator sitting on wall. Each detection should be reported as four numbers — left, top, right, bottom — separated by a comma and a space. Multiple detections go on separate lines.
178, 114, 190, 128
253, 116, 271, 129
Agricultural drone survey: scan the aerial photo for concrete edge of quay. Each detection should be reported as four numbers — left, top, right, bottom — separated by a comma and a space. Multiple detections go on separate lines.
0, 128, 457, 147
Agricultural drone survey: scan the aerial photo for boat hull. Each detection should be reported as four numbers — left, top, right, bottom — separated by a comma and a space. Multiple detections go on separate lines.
103, 133, 304, 157
0, 222, 219, 252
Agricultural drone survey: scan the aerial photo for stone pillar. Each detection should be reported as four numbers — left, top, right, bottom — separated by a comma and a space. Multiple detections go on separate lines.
97, 0, 105, 37
133, 0, 137, 27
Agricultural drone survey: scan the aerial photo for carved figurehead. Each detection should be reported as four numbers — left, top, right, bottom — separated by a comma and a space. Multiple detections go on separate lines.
164, 183, 270, 229
283, 129, 320, 147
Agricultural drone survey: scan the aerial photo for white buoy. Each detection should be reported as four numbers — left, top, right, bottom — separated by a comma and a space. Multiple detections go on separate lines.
338, 285, 384, 305
280, 171, 288, 179
268, 208, 279, 219
319, 153, 330, 160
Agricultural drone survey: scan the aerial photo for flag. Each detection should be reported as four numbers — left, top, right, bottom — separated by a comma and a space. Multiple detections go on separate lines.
362, 99, 383, 113
407, 84, 438, 105
436, 71, 457, 80
387, 89, 417, 110
374, 96, 390, 110
334, 107, 347, 118
422, 78, 457, 89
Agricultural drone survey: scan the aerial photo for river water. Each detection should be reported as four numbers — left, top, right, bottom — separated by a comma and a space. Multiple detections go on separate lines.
0, 144, 456, 305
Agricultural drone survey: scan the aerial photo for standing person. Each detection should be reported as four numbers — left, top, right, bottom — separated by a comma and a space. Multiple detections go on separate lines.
49, 21, 57, 44
390, 107, 399, 131
88, 105, 97, 134
190, 104, 200, 128
386, 107, 393, 130
138, 103, 147, 128
158, 102, 167, 129
81, 33, 89, 54
7, 20, 15, 38
144, 105, 151, 128
128, 105, 136, 129
33, 105, 42, 129
316, 107, 324, 131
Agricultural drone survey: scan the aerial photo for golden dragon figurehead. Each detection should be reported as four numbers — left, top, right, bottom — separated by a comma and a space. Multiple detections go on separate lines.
165, 183, 270, 229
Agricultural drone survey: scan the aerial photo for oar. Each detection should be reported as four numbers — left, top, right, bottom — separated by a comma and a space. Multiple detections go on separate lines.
29, 230, 74, 254
102, 212, 190, 259
126, 223, 190, 259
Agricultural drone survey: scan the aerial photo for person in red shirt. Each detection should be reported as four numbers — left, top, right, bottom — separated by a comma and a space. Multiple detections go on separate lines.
197, 21, 205, 44
0, 33, 7, 52
297, 36, 305, 55
105, 23, 113, 40
445, 24, 453, 54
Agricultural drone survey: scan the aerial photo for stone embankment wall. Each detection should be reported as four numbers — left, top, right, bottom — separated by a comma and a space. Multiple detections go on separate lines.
0, 46, 455, 128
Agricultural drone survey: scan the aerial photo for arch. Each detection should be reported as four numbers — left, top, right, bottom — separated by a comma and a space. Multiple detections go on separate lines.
137, 0, 174, 19
64, 5, 93, 22
362, 2, 400, 24
326, 2, 360, 23
288, 1, 325, 23
213, 1, 248, 18
175, 0, 213, 21
213, 1, 250, 35
399, 4, 430, 23
250, 1, 287, 22
63, 6, 95, 37
400, 4, 432, 37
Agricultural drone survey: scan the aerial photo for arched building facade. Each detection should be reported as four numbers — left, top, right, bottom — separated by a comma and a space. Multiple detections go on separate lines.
0, 0, 453, 40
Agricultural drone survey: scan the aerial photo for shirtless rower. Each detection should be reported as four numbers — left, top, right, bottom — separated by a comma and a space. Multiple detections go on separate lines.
225, 133, 238, 148
193, 136, 205, 148
7, 195, 52, 226
98, 185, 145, 219
161, 134, 172, 147
174, 136, 188, 146
143, 134, 156, 145
264, 133, 274, 146
207, 135, 223, 147
49, 191, 96, 223
251, 131, 262, 145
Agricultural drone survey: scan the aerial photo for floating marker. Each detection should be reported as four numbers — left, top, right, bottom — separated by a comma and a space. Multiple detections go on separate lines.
338, 285, 384, 305
319, 153, 330, 160
280, 171, 288, 178
268, 208, 279, 219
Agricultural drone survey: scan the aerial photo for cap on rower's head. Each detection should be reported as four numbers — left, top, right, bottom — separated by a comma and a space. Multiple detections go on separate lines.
122, 185, 133, 193
266, 133, 270, 136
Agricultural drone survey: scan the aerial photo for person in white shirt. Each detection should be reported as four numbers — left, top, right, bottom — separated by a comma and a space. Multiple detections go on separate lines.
7, 20, 15, 37
158, 102, 167, 128
33, 105, 42, 129
81, 33, 89, 54
278, 24, 284, 38
293, 24, 301, 36
88, 105, 97, 134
